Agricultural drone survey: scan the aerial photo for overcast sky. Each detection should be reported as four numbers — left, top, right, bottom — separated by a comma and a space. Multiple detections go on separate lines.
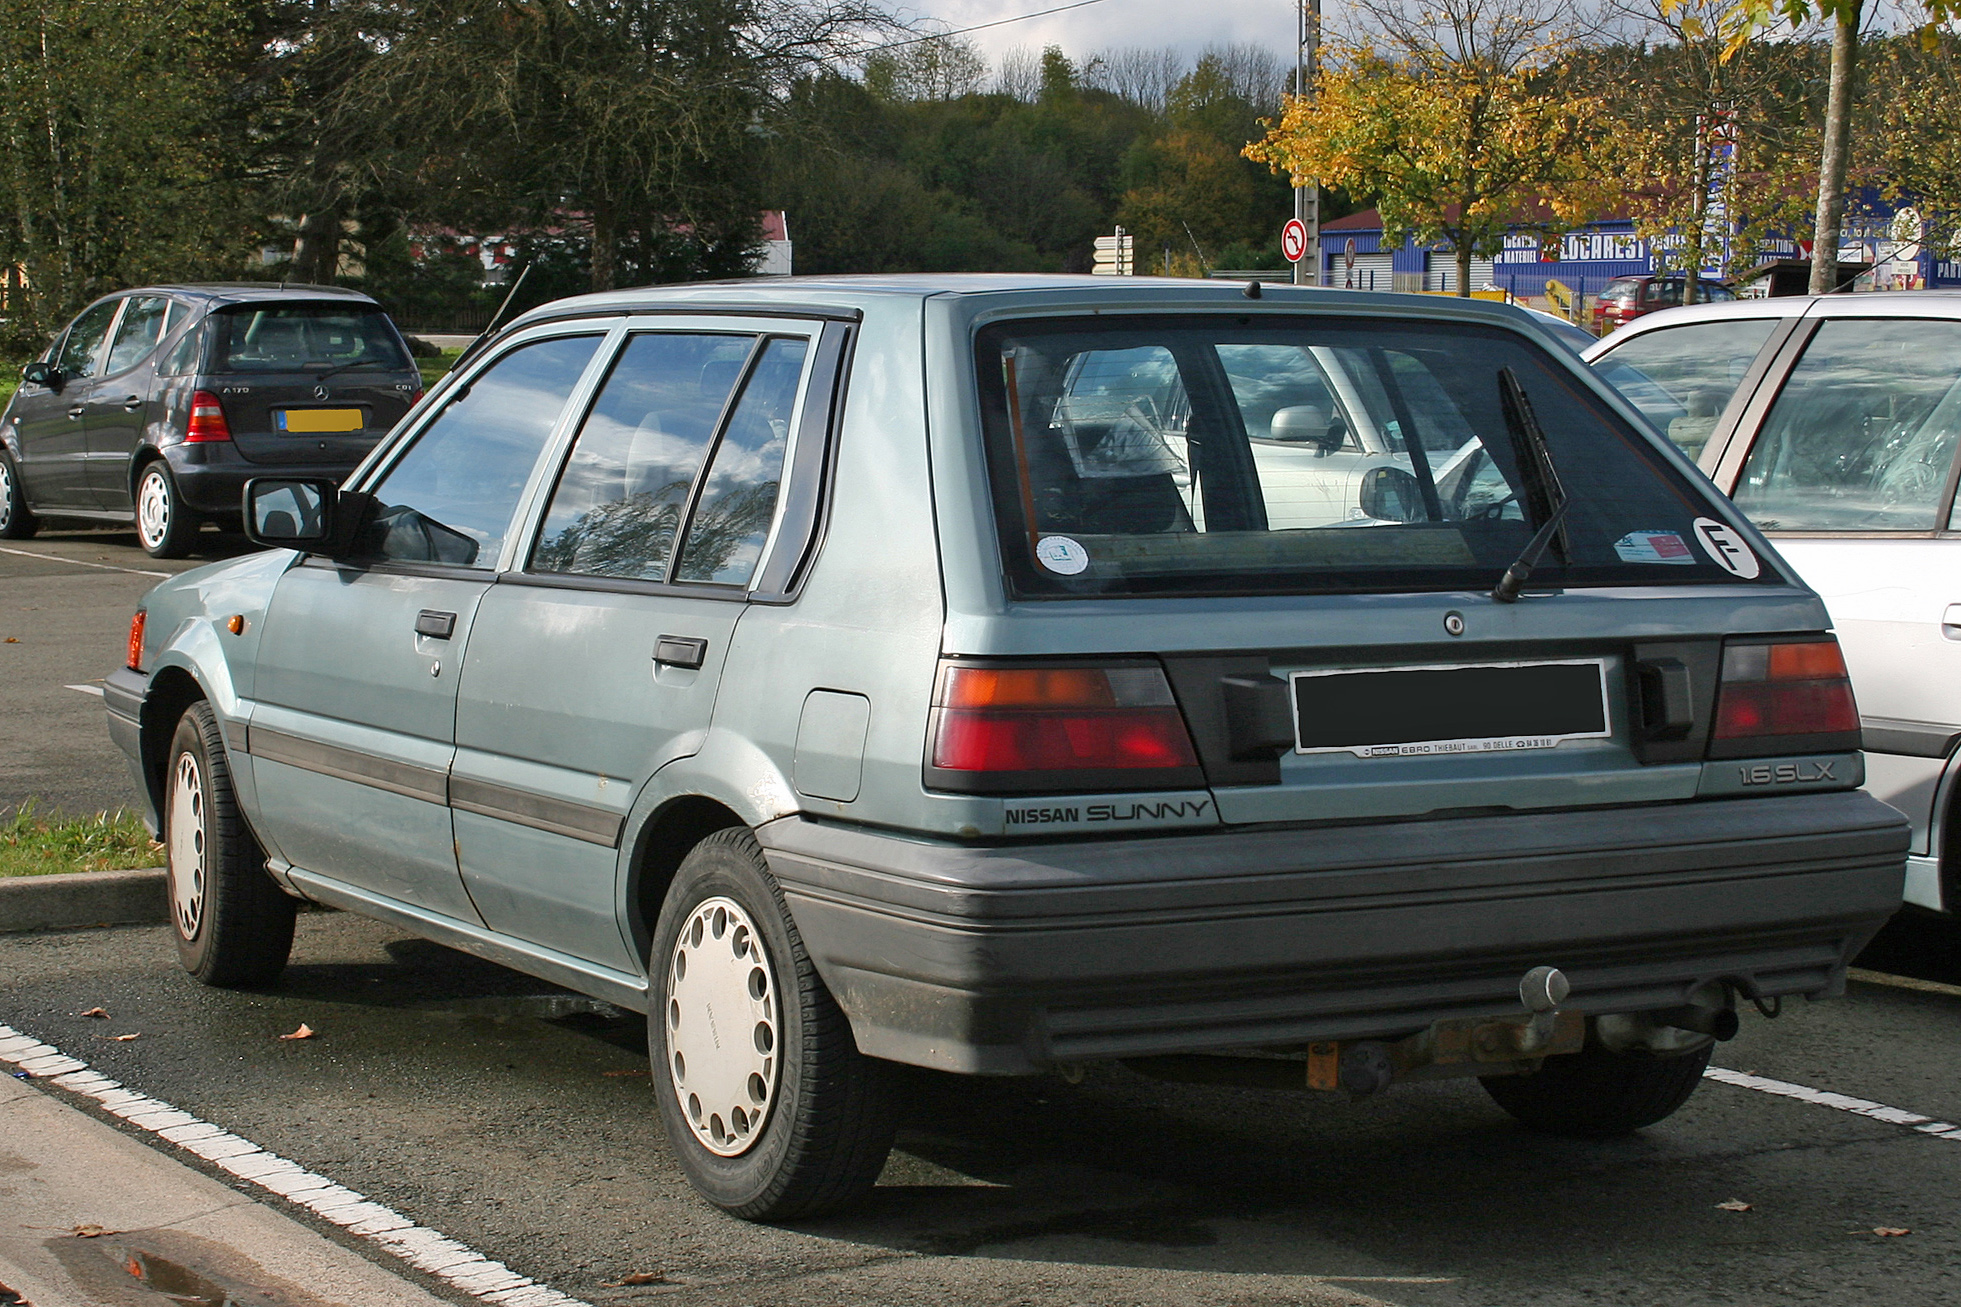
896, 1, 1305, 69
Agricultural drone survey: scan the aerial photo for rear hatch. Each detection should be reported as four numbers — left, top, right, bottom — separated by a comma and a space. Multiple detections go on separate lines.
203, 301, 420, 464
936, 307, 1850, 828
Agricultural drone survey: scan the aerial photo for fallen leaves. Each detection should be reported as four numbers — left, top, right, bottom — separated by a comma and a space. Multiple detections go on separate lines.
277, 1023, 316, 1041
1715, 1199, 1753, 1212
80, 1008, 108, 1019
104, 1033, 140, 1042
1874, 1227, 1912, 1238
71, 1224, 111, 1238
601, 1271, 667, 1287
3, 637, 17, 644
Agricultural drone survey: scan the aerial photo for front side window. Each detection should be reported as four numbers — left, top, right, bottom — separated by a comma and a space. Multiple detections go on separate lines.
1734, 319, 1961, 531
979, 315, 1760, 598
56, 300, 121, 379
104, 297, 172, 374
356, 334, 602, 566
1591, 318, 1779, 458
210, 303, 411, 374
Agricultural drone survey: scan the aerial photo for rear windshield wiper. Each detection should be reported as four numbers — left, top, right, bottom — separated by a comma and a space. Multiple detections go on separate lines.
1492, 367, 1570, 603
306, 354, 396, 380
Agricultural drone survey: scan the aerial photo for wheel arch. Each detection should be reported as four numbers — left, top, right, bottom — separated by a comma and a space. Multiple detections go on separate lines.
623, 795, 746, 966
138, 665, 207, 820
127, 443, 166, 503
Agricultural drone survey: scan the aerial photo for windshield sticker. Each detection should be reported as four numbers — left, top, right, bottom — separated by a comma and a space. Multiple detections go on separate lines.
1613, 530, 1695, 565
1691, 517, 1761, 578
1034, 535, 1090, 575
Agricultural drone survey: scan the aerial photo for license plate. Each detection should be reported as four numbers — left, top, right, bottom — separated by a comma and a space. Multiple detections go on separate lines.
275, 407, 364, 433
1291, 659, 1611, 758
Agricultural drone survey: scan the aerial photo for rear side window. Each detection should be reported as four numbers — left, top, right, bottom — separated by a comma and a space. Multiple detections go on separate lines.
977, 315, 1764, 598
210, 303, 410, 374
1734, 319, 1961, 531
1591, 318, 1778, 457
104, 297, 172, 374
356, 334, 603, 567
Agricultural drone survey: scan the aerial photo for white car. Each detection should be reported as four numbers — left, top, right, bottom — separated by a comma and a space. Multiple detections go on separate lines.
1589, 292, 1961, 914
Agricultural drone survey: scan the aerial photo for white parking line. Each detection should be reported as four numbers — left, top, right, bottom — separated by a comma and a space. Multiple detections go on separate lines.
1705, 1066, 1961, 1140
0, 1023, 593, 1307
1848, 967, 1961, 1001
0, 545, 168, 577
65, 683, 104, 697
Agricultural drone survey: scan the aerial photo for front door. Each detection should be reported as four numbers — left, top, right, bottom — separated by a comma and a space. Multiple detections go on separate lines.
247, 330, 607, 920
1725, 315, 1961, 881
453, 326, 817, 969
14, 298, 121, 509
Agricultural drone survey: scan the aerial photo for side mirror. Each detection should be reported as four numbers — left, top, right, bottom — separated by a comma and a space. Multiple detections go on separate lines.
244, 478, 349, 553
1270, 405, 1344, 455
21, 361, 60, 389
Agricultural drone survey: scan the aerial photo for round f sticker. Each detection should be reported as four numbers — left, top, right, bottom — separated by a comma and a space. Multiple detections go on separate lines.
1691, 517, 1761, 579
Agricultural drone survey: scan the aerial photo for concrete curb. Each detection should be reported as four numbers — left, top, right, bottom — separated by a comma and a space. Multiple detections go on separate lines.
0, 866, 166, 932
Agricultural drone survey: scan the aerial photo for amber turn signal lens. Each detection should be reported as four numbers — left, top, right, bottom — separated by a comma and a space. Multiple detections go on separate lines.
126, 610, 146, 671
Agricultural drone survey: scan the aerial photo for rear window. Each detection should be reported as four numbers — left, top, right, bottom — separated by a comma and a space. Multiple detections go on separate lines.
209, 303, 410, 374
1599, 279, 1642, 301
976, 315, 1770, 598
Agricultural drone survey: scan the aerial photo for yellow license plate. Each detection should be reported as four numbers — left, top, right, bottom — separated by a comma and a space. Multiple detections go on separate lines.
277, 407, 364, 433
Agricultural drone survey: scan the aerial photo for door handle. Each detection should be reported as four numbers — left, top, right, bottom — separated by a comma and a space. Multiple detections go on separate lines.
66, 405, 84, 420
1944, 605, 1961, 641
654, 635, 708, 669
122, 394, 143, 411
414, 610, 457, 640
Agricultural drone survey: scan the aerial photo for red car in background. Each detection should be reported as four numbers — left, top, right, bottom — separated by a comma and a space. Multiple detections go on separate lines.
1591, 275, 1738, 333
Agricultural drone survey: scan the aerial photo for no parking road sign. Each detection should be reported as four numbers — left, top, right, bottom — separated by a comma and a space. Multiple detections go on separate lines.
1282, 218, 1309, 264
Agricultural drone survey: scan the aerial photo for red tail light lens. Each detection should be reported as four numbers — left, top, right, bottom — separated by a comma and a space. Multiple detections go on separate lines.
186, 390, 231, 442
931, 664, 1199, 776
1709, 636, 1859, 757
126, 610, 146, 671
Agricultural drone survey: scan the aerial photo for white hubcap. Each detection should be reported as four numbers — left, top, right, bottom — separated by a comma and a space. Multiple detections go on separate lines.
665, 897, 780, 1157
138, 470, 170, 548
167, 752, 207, 939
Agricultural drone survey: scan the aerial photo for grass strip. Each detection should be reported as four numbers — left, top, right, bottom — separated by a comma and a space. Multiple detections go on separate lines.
0, 803, 160, 877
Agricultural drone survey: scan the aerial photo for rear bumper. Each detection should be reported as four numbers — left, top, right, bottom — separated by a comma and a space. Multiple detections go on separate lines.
758, 791, 1908, 1074
163, 443, 367, 518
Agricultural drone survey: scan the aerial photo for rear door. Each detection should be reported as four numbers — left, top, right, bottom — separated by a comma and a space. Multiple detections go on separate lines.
84, 295, 174, 505
451, 316, 833, 969
248, 329, 607, 920
1714, 313, 1961, 878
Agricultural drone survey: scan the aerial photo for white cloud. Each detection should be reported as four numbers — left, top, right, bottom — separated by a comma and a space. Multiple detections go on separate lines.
896, 1, 1301, 69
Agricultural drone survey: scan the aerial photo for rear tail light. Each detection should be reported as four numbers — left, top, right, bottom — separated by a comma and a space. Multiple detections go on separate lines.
186, 390, 231, 442
1708, 636, 1859, 758
929, 663, 1199, 785
126, 610, 146, 671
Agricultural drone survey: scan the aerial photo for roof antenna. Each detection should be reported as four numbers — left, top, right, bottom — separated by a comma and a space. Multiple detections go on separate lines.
1244, 279, 1263, 299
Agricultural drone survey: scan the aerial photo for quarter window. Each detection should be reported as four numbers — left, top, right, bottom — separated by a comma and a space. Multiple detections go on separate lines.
1734, 319, 1961, 531
1591, 318, 1778, 458
356, 334, 602, 567
104, 297, 172, 374
676, 336, 807, 584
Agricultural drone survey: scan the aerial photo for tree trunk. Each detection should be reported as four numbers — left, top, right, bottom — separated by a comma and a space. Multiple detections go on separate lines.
1685, 116, 1706, 308
1456, 241, 1472, 298
1810, 6, 1861, 295
291, 209, 341, 285
590, 206, 619, 293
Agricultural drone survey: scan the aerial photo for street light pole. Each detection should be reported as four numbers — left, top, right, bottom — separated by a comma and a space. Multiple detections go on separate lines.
1294, 0, 1322, 286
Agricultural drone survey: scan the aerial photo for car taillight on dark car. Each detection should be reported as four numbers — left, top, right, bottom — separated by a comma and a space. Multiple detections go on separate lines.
931, 664, 1198, 775
1708, 636, 1860, 758
186, 391, 231, 442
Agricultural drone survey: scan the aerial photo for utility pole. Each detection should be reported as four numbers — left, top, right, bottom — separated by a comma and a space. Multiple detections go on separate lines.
1294, 0, 1322, 286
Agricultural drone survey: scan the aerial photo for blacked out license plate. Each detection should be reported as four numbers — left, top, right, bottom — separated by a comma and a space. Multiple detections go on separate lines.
1291, 660, 1611, 758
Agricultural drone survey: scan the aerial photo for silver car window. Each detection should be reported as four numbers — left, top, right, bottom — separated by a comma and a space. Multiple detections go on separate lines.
56, 300, 120, 379
1734, 319, 1961, 531
104, 296, 171, 375
356, 334, 603, 567
1592, 319, 1779, 459
531, 332, 753, 581
676, 335, 809, 585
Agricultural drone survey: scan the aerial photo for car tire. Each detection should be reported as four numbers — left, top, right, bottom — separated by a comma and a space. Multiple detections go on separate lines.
135, 460, 199, 559
0, 449, 37, 539
1481, 1034, 1712, 1138
650, 827, 895, 1219
166, 701, 296, 987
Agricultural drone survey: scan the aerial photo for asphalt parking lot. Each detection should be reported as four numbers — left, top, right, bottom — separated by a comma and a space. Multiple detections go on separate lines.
5, 529, 1961, 1306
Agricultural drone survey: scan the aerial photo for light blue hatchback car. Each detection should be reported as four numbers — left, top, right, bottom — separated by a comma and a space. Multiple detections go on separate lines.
106, 275, 1908, 1219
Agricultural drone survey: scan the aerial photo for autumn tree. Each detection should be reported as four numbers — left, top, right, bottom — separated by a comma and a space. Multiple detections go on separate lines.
1245, 0, 1599, 296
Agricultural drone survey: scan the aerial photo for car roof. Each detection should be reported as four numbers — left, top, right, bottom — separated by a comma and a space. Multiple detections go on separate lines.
100, 283, 383, 309
1584, 289, 1961, 360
